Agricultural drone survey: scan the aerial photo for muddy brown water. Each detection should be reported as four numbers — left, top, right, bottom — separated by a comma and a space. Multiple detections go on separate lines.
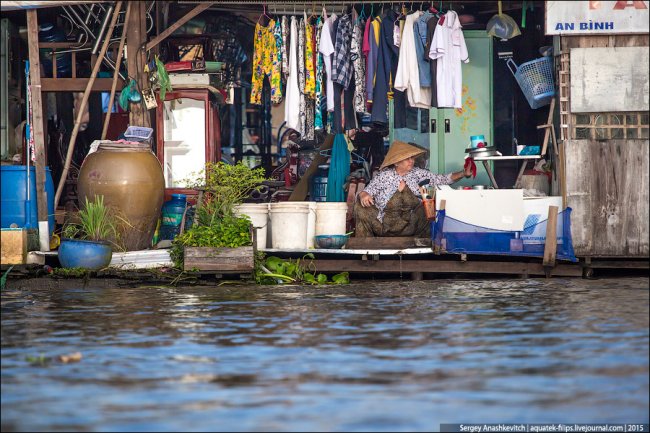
1, 277, 648, 431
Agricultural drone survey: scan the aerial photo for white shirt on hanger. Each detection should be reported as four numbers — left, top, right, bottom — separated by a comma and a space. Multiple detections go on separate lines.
428, 10, 469, 109
394, 11, 431, 109
285, 16, 301, 131
319, 14, 337, 112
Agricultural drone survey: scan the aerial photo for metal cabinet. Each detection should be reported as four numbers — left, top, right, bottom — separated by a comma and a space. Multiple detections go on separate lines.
390, 31, 493, 187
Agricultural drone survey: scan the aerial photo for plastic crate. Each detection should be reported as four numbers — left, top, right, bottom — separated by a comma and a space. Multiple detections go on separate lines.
124, 126, 153, 142
507, 56, 555, 109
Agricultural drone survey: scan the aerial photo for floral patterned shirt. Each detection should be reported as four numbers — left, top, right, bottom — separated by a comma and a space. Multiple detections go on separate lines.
362, 167, 453, 222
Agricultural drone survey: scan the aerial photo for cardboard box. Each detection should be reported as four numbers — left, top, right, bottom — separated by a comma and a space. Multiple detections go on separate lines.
522, 196, 564, 244
435, 189, 525, 232
1, 228, 27, 265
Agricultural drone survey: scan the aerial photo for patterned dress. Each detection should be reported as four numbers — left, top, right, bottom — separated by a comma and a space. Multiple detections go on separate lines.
314, 17, 324, 129
281, 16, 289, 79
297, 18, 306, 137
250, 19, 282, 105
351, 21, 367, 114
304, 14, 316, 99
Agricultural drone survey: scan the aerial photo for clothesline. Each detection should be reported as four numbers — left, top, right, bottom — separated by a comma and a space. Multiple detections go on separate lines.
204, 1, 456, 16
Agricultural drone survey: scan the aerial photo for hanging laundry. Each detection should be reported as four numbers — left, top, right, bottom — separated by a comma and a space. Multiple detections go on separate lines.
304, 12, 316, 99
363, 15, 381, 108
351, 20, 367, 114
371, 9, 406, 127
394, 11, 430, 109
326, 134, 351, 202
331, 13, 353, 89
319, 14, 337, 112
284, 16, 301, 132
413, 10, 434, 88
250, 19, 282, 105
429, 10, 469, 109
424, 13, 441, 107
273, 19, 284, 101
297, 17, 306, 136
314, 16, 325, 129
281, 16, 289, 79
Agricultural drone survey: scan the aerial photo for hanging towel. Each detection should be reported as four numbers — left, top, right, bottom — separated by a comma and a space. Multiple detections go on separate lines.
326, 133, 351, 202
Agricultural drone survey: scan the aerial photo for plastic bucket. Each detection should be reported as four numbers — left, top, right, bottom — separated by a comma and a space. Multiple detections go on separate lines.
315, 202, 348, 236
234, 203, 270, 250
269, 202, 310, 249
307, 202, 317, 248
1, 166, 55, 235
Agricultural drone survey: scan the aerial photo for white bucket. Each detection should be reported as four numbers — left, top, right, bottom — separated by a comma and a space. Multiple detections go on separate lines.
307, 202, 317, 248
269, 202, 310, 249
315, 202, 348, 236
234, 203, 269, 250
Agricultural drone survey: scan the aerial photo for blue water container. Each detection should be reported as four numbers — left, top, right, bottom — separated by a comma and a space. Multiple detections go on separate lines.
159, 194, 187, 241
1, 166, 55, 235
310, 164, 329, 202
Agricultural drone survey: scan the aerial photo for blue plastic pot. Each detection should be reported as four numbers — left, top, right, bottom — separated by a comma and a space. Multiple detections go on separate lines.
58, 239, 113, 270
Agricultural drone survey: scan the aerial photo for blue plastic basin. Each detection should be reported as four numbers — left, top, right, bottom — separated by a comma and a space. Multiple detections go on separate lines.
0, 166, 55, 235
58, 239, 113, 270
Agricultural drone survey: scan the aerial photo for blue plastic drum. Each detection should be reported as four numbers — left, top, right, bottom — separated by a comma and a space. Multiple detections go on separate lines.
1, 166, 55, 235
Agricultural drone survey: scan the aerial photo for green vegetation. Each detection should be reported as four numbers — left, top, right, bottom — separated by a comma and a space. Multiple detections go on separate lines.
62, 196, 127, 250
256, 252, 350, 285
170, 162, 268, 269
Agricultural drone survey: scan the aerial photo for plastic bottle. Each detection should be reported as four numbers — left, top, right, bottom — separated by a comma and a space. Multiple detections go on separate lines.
310, 164, 329, 202
159, 194, 187, 241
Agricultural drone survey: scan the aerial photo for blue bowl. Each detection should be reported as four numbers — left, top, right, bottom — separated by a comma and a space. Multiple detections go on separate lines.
315, 234, 349, 249
58, 238, 113, 270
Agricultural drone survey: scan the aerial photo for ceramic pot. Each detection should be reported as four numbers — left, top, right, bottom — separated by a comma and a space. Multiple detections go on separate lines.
58, 238, 112, 270
78, 142, 164, 251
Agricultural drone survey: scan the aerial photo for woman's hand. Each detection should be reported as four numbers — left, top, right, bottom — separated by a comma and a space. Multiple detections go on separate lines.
463, 163, 473, 178
359, 191, 374, 207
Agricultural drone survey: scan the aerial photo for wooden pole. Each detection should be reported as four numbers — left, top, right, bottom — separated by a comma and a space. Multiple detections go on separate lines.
54, 1, 123, 208
101, 2, 131, 140
126, 1, 148, 127
26, 10, 50, 250
542, 205, 559, 276
144, 2, 216, 52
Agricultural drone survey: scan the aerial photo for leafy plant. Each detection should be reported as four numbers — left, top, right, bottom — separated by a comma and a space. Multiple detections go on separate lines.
62, 196, 125, 248
255, 252, 350, 285
170, 215, 252, 269
183, 162, 268, 223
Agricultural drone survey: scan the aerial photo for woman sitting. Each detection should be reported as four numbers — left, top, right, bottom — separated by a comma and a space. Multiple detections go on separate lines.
354, 140, 471, 238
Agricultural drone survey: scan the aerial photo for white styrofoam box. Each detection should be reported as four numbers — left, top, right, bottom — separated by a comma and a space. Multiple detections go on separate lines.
168, 73, 210, 86
435, 189, 524, 232
522, 196, 563, 244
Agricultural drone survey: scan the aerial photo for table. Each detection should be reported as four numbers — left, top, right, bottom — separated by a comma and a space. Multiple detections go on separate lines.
472, 155, 543, 189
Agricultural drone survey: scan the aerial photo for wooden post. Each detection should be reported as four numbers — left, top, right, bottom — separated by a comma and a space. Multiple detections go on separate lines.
26, 10, 50, 250
54, 2, 123, 208
101, 2, 131, 140
126, 1, 149, 127
542, 205, 559, 276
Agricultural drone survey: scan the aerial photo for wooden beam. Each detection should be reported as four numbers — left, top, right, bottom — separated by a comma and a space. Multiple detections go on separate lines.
41, 78, 115, 92
26, 10, 49, 249
145, 2, 216, 52
311, 259, 583, 277
543, 205, 559, 271
54, 1, 123, 208
127, 1, 148, 126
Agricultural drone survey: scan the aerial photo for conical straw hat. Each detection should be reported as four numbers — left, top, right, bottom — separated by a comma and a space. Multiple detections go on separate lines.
380, 141, 426, 170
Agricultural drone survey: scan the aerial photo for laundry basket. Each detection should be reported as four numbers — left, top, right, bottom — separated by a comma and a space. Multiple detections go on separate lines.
507, 56, 555, 109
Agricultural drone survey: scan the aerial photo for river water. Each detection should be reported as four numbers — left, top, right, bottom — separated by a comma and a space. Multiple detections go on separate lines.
1, 277, 648, 432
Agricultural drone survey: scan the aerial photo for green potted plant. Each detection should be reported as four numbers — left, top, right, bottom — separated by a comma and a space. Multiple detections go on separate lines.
170, 162, 268, 272
58, 196, 120, 270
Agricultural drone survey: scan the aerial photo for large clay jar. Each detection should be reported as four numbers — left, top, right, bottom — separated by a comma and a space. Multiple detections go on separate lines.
78, 142, 164, 251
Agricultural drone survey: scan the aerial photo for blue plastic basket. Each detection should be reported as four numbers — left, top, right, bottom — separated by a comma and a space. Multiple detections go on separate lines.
124, 126, 153, 142
507, 56, 555, 109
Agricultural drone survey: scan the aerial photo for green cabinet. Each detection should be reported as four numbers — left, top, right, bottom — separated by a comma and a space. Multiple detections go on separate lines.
390, 31, 493, 187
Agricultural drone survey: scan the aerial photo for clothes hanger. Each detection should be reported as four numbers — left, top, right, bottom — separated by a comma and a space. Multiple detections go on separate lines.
256, 4, 271, 25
